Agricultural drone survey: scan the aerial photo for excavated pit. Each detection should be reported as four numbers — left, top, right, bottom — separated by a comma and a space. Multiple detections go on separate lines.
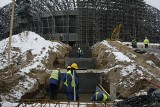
21, 70, 105, 102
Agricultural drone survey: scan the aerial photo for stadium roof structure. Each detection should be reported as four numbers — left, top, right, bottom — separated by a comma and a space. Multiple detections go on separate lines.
0, 0, 160, 45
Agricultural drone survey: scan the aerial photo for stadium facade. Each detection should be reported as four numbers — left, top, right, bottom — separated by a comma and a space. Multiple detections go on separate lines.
0, 0, 160, 46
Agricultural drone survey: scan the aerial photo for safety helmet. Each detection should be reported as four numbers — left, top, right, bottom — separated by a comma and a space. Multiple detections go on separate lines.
67, 66, 71, 69
71, 63, 78, 69
78, 47, 80, 50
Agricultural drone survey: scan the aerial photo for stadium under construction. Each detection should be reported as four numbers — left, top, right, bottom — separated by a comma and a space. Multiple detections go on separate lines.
0, 0, 160, 46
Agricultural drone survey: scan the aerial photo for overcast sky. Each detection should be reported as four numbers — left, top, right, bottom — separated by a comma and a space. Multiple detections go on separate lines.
0, 0, 160, 10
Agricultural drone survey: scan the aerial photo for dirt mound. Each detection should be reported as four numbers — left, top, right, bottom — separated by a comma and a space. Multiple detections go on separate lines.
0, 31, 71, 101
92, 40, 160, 97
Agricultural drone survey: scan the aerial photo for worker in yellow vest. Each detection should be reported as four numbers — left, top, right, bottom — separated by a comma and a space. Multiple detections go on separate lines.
143, 37, 149, 48
131, 38, 137, 48
71, 63, 79, 101
90, 92, 107, 102
64, 63, 79, 101
77, 47, 83, 58
49, 68, 61, 99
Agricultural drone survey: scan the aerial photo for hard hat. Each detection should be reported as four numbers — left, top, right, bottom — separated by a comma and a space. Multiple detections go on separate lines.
67, 66, 71, 69
71, 63, 78, 69
78, 47, 80, 50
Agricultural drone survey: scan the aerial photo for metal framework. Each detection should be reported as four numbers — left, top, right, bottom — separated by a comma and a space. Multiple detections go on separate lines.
0, 0, 160, 46
16, 99, 112, 107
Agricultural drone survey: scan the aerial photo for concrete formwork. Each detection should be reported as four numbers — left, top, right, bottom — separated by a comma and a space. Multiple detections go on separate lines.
60, 72, 102, 93
65, 57, 96, 69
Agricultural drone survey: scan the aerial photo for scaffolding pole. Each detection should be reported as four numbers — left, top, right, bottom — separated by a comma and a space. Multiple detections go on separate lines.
8, 0, 15, 76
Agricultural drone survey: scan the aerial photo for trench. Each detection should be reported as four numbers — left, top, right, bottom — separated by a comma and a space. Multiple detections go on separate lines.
21, 70, 106, 102
21, 46, 109, 101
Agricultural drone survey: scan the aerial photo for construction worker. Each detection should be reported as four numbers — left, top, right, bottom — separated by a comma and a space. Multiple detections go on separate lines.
77, 47, 83, 58
63, 66, 71, 100
49, 68, 61, 99
143, 37, 149, 48
90, 92, 107, 102
71, 63, 79, 101
131, 38, 137, 48
59, 35, 63, 41
64, 63, 79, 101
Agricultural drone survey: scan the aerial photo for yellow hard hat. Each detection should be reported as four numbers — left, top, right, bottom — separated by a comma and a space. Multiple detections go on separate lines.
71, 63, 78, 69
67, 66, 71, 69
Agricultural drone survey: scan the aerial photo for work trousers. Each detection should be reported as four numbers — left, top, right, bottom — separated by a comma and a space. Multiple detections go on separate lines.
65, 87, 79, 101
145, 44, 148, 48
49, 83, 57, 99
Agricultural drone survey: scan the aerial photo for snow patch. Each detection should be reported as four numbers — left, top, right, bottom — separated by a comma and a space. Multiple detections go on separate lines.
135, 90, 147, 96
113, 52, 131, 62
101, 40, 117, 51
146, 60, 155, 65
104, 65, 123, 73
1, 75, 36, 101
0, 31, 62, 70
121, 64, 136, 76
20, 61, 45, 73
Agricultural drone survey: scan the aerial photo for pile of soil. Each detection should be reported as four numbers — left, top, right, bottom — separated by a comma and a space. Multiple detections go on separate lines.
92, 40, 160, 98
0, 41, 71, 101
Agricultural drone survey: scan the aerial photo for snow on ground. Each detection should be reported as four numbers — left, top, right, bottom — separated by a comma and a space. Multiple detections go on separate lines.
106, 41, 159, 76
112, 52, 131, 62
146, 60, 155, 65
20, 61, 45, 74
102, 41, 131, 62
1, 31, 60, 54
134, 90, 147, 96
98, 40, 137, 76
103, 65, 123, 74
120, 64, 136, 76
122, 42, 160, 47
1, 75, 36, 101
0, 31, 68, 106
0, 31, 64, 71
101, 40, 117, 51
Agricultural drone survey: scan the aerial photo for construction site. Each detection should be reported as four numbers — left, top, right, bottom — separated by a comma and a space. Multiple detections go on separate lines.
0, 0, 160, 107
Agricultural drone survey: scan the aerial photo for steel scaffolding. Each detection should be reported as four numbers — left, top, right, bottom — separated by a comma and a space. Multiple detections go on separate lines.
0, 0, 160, 45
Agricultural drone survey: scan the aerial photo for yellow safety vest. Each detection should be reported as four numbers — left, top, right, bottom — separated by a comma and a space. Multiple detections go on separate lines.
96, 92, 107, 102
103, 93, 107, 101
64, 70, 75, 87
50, 70, 59, 80
143, 39, 149, 44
